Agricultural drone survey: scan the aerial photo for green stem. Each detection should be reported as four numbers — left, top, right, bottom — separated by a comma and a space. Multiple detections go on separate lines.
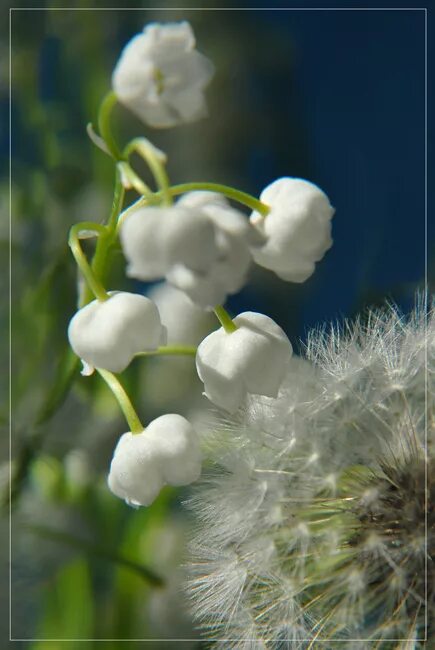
81, 171, 126, 307
115, 179, 270, 233
107, 167, 126, 231
69, 223, 109, 302
98, 91, 123, 161
118, 161, 154, 198
97, 369, 144, 434
136, 345, 197, 358
214, 305, 238, 333
124, 138, 172, 205
161, 182, 270, 216
116, 196, 152, 234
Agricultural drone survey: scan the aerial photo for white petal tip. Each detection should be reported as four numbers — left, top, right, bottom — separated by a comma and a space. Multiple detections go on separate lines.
80, 360, 95, 376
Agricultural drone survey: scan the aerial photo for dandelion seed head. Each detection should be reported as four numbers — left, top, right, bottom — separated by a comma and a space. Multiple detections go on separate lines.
187, 299, 434, 648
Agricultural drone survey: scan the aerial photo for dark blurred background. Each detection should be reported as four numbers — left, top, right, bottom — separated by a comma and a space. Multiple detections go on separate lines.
3, 2, 432, 647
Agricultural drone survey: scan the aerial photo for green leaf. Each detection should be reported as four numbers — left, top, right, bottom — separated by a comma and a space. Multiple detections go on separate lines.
30, 455, 64, 501
31, 558, 94, 647
108, 489, 174, 639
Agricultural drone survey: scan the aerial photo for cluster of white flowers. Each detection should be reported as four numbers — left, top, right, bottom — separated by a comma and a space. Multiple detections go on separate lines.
120, 191, 254, 309
67, 21, 335, 512
187, 300, 433, 648
64, 18, 431, 647
120, 181, 333, 310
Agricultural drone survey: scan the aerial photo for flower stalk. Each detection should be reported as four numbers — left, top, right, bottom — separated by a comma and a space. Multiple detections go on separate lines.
163, 182, 270, 216
68, 223, 109, 302
213, 305, 238, 333
124, 138, 172, 205
136, 345, 197, 358
97, 369, 144, 434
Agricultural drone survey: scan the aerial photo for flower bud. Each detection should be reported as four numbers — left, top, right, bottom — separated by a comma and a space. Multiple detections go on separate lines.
196, 311, 293, 412
250, 177, 334, 282
108, 414, 201, 506
112, 21, 214, 129
68, 291, 166, 373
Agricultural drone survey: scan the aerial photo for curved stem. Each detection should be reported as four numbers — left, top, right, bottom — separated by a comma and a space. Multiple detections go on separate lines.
161, 182, 270, 216
97, 369, 144, 434
136, 345, 197, 358
214, 305, 238, 333
118, 161, 154, 198
124, 138, 172, 205
98, 91, 123, 161
86, 122, 110, 156
116, 196, 152, 234
69, 223, 109, 302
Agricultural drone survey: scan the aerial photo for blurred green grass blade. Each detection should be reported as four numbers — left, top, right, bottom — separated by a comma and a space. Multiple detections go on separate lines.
6, 349, 79, 510
35, 348, 79, 426
109, 489, 174, 639
13, 246, 76, 409
31, 558, 94, 646
27, 524, 164, 587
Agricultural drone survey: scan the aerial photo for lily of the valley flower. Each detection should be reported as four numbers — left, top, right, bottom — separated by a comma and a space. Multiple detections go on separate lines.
121, 193, 257, 310
148, 282, 214, 345
196, 311, 293, 413
112, 21, 214, 129
120, 204, 220, 282
250, 177, 335, 282
68, 291, 166, 373
166, 192, 253, 309
108, 414, 201, 506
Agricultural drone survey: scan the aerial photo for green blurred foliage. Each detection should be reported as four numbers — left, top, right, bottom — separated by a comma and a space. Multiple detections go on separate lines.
33, 559, 95, 645
6, 3, 209, 646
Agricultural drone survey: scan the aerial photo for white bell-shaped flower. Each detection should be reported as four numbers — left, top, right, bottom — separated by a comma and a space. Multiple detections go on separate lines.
196, 311, 293, 413
68, 291, 166, 373
166, 192, 253, 309
148, 282, 214, 345
108, 414, 201, 506
120, 204, 219, 281
112, 21, 214, 128
250, 177, 334, 282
